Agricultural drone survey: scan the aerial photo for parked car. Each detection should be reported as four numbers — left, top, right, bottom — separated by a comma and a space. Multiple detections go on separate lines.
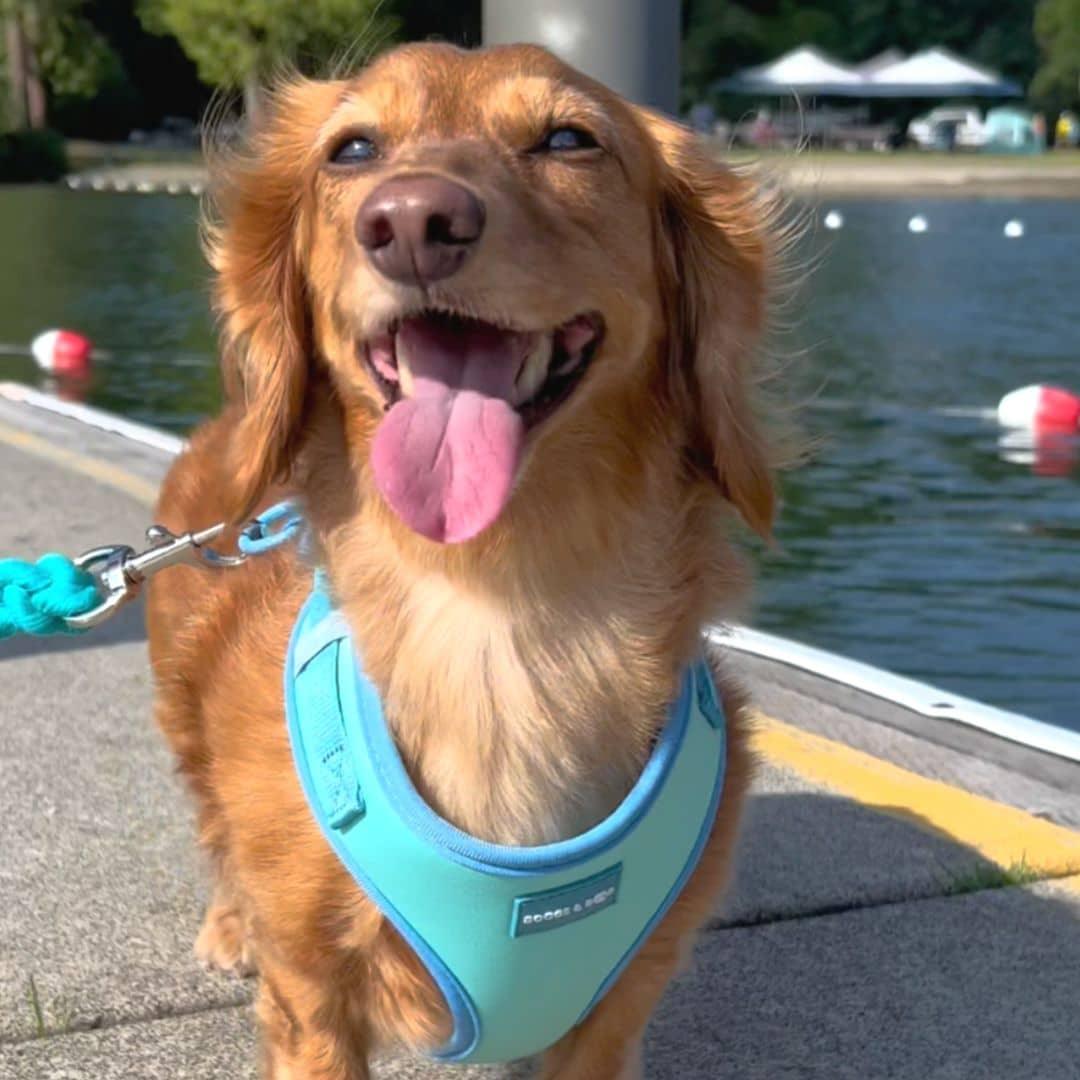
907, 106, 985, 150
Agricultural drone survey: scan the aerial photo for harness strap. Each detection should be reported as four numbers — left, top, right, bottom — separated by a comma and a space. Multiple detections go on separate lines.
295, 630, 365, 831
287, 585, 728, 1065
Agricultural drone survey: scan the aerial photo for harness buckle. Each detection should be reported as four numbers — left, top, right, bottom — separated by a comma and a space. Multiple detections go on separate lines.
65, 523, 246, 630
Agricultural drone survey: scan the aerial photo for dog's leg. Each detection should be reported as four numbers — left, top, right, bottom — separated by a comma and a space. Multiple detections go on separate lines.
257, 952, 372, 1080
536, 926, 683, 1080
150, 657, 258, 977
194, 881, 257, 977
618, 1043, 645, 1080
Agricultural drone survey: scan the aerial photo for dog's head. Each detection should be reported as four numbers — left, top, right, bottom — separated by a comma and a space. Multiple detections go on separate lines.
210, 43, 775, 548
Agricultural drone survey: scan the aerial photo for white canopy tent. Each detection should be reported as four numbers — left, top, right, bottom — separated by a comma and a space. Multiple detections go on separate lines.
864, 47, 1020, 98
855, 49, 905, 77
718, 44, 1020, 100
717, 46, 865, 97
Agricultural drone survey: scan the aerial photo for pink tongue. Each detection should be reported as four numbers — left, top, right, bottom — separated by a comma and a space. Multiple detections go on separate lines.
371, 318, 527, 543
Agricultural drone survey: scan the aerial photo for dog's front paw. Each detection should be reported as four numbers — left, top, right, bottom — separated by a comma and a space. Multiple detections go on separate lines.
194, 899, 257, 977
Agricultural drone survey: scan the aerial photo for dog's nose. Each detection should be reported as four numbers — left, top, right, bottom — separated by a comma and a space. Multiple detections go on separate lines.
357, 175, 485, 285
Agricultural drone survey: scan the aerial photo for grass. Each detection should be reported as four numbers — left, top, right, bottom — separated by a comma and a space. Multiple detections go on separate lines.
937, 856, 1045, 898
25, 974, 75, 1038
25, 974, 46, 1038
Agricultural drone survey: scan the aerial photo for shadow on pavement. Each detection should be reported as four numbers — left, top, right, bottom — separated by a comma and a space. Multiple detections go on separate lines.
647, 794, 1080, 1079
2, 705, 1077, 1078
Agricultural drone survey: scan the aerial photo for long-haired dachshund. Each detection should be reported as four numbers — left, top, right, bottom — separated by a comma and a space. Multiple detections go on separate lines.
147, 42, 778, 1079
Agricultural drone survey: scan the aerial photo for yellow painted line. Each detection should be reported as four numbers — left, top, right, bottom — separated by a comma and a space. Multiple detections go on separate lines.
0, 420, 157, 506
753, 713, 1080, 877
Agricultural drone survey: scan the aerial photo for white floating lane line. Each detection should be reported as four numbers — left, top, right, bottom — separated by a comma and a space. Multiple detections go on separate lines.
709, 623, 1080, 765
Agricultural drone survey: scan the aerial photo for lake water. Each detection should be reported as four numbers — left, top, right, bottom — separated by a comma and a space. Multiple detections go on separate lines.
0, 187, 1077, 732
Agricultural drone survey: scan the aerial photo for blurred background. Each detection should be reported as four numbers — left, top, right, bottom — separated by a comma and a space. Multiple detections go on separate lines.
1, 0, 1077, 733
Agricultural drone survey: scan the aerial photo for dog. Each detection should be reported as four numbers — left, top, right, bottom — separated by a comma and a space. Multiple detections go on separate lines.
147, 41, 777, 1079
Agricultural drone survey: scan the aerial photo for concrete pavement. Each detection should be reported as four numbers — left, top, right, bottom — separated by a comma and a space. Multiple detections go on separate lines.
2, 389, 1078, 1078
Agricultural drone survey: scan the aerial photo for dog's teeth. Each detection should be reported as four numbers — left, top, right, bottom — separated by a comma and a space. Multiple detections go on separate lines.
552, 349, 583, 376
513, 334, 553, 405
552, 319, 597, 376
396, 337, 415, 397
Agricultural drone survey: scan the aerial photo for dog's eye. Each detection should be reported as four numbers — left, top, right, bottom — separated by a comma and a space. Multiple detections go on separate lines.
330, 136, 377, 165
537, 127, 599, 153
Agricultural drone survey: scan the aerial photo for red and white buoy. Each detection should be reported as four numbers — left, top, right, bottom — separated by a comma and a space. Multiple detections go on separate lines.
997, 384, 1080, 433
30, 329, 94, 376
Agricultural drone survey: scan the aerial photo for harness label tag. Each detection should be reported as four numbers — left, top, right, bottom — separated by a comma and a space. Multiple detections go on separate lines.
510, 864, 622, 938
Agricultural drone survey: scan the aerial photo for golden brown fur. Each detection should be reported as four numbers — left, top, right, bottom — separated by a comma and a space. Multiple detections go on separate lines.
147, 42, 777, 1078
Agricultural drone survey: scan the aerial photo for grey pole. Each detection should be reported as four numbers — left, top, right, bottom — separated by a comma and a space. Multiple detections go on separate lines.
483, 0, 681, 114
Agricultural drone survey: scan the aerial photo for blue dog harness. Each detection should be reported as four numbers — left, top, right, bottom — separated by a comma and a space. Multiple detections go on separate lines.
285, 578, 727, 1064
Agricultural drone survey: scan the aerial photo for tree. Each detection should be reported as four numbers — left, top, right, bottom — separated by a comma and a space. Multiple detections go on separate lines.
682, 0, 768, 108
1033, 0, 1080, 108
841, 0, 1037, 87
137, 0, 399, 121
51, 0, 208, 141
1, 0, 118, 130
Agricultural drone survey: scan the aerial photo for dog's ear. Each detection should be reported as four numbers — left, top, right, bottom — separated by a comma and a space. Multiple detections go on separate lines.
638, 108, 775, 538
206, 78, 341, 523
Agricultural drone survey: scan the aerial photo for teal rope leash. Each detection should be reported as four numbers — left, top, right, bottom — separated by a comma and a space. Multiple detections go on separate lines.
0, 500, 303, 641
0, 555, 102, 639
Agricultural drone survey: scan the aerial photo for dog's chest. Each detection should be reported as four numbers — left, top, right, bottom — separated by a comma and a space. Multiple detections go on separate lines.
365, 584, 657, 846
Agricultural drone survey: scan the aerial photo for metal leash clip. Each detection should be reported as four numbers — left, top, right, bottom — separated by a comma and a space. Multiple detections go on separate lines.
66, 522, 246, 630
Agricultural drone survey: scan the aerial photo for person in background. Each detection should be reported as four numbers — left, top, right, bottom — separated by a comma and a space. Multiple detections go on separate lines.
1055, 111, 1078, 148
1032, 112, 1047, 149
750, 107, 777, 148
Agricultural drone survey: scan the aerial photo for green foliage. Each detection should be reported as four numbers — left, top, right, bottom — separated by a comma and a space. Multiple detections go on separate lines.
137, 0, 400, 91
23, 974, 75, 1037
25, 974, 46, 1038
840, 0, 1038, 85
0, 126, 66, 181
0, 55, 9, 131
1, 1, 121, 131
35, 3, 121, 98
1033, 0, 1080, 107
682, 0, 769, 108
937, 857, 1044, 897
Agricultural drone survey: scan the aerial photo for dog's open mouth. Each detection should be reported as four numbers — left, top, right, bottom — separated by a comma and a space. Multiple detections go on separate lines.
363, 310, 604, 426
362, 310, 604, 545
